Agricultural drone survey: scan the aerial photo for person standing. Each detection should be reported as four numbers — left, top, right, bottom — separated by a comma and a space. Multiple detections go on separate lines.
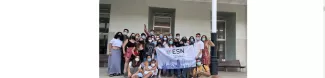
107, 32, 124, 77
189, 36, 195, 45
175, 33, 181, 40
121, 29, 129, 75
122, 36, 137, 74
194, 33, 204, 59
144, 36, 155, 61
137, 37, 145, 63
201, 35, 215, 65
180, 37, 188, 46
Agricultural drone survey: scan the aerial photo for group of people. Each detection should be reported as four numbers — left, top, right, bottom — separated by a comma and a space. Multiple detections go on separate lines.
107, 25, 215, 78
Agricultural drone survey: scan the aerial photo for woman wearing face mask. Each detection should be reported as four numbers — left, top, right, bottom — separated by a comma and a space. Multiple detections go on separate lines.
174, 38, 181, 47
122, 36, 137, 74
127, 56, 142, 78
135, 33, 140, 41
166, 39, 175, 77
167, 33, 173, 39
155, 39, 164, 77
135, 37, 145, 63
144, 36, 155, 62
143, 56, 155, 78
167, 39, 175, 48
140, 33, 147, 39
107, 32, 124, 77
162, 35, 169, 48
130, 33, 136, 37
201, 35, 215, 65
159, 34, 163, 39
181, 37, 188, 46
188, 36, 195, 45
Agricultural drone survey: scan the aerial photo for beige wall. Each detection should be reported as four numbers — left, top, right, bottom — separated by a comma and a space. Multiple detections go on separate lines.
101, 0, 247, 67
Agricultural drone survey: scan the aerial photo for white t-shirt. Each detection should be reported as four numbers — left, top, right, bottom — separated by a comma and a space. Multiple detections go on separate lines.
194, 40, 204, 58
109, 38, 123, 47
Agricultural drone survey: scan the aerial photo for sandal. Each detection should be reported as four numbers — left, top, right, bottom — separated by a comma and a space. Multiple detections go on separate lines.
109, 74, 114, 77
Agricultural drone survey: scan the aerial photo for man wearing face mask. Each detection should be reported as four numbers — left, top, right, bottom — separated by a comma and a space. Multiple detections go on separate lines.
175, 33, 181, 40
194, 33, 204, 59
144, 36, 156, 61
121, 29, 129, 75
192, 58, 211, 78
122, 29, 129, 41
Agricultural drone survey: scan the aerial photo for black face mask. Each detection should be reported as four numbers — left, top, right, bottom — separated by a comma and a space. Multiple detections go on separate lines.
157, 42, 162, 46
139, 40, 144, 43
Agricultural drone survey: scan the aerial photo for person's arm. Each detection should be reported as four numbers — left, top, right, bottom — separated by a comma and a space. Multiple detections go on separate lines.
144, 62, 151, 71
192, 68, 197, 78
122, 39, 129, 54
132, 46, 136, 55
107, 39, 114, 55
208, 40, 215, 46
144, 24, 150, 36
200, 65, 211, 76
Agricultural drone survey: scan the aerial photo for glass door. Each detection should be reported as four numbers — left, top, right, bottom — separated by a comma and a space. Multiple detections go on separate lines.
217, 20, 226, 59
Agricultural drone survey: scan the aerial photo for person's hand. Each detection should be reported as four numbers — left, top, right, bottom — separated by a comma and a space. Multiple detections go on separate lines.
128, 72, 131, 77
107, 52, 111, 56
144, 24, 147, 29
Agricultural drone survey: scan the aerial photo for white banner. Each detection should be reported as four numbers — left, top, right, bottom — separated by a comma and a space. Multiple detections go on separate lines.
156, 45, 197, 69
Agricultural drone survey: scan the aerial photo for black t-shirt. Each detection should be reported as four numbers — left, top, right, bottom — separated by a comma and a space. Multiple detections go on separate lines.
144, 43, 155, 56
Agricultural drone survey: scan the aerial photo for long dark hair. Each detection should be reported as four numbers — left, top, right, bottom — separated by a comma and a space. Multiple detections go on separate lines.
181, 36, 187, 43
168, 39, 174, 47
201, 35, 208, 41
189, 36, 195, 45
129, 36, 136, 40
114, 32, 124, 40
131, 56, 141, 67
145, 36, 152, 44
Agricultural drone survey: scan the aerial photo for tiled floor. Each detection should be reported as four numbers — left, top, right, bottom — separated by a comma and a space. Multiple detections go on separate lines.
100, 67, 246, 78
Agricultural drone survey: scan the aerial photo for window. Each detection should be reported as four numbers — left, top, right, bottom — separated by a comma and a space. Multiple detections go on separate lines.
148, 7, 175, 36
99, 4, 110, 54
153, 16, 171, 35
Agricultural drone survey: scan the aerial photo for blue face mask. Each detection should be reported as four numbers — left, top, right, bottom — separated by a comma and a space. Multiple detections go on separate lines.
197, 62, 201, 66
202, 38, 206, 41
147, 58, 152, 62
159, 35, 163, 38
169, 41, 173, 44
163, 38, 167, 40
153, 41, 157, 45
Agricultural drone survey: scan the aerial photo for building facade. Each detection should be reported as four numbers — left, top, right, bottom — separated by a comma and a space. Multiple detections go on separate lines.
99, 0, 247, 69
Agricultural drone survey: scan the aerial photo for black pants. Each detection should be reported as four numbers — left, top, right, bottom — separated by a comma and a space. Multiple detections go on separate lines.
120, 47, 125, 74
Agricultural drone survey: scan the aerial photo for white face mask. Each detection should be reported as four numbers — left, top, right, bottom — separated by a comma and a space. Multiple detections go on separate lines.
123, 32, 128, 35
196, 37, 200, 41
148, 40, 153, 42
135, 58, 139, 61
151, 64, 155, 67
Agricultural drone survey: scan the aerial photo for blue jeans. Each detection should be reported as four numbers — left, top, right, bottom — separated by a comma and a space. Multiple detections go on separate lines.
176, 68, 188, 78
